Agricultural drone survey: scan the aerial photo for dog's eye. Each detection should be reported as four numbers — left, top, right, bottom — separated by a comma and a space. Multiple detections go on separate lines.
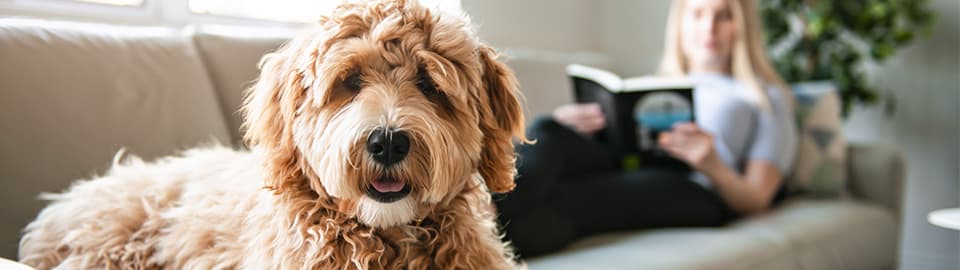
344, 73, 363, 92
416, 70, 442, 98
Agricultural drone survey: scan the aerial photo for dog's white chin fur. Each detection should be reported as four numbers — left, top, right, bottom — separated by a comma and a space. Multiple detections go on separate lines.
357, 196, 417, 228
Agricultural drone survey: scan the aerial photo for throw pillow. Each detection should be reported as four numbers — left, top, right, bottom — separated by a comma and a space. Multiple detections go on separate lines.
788, 81, 848, 197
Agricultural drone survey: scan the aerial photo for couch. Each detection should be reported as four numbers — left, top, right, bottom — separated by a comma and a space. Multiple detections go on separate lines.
0, 18, 904, 269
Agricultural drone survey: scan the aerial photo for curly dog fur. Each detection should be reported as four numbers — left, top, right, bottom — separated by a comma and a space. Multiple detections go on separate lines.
18, 0, 528, 269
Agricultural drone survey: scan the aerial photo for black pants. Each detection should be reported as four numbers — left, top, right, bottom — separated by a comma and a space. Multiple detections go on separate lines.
495, 117, 735, 258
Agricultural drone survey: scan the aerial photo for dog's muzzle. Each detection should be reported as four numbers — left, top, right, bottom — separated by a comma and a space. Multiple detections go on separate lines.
366, 128, 409, 167
366, 128, 412, 203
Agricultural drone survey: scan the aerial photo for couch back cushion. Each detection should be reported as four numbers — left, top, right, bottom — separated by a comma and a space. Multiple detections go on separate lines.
190, 26, 289, 144
0, 18, 231, 258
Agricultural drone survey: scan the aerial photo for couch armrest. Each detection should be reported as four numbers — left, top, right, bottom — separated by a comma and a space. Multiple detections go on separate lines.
846, 143, 905, 216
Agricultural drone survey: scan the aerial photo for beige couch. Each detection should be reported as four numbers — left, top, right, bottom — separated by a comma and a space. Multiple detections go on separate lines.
0, 18, 904, 269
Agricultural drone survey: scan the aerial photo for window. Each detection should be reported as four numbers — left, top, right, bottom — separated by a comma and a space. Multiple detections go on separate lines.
188, 0, 338, 23
1, 0, 155, 24
189, 0, 462, 23
0, 0, 461, 26
72, 0, 143, 7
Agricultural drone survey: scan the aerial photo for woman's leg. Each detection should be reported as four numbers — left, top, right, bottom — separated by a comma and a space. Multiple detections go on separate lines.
553, 168, 734, 235
495, 116, 617, 218
494, 116, 616, 257
501, 167, 734, 258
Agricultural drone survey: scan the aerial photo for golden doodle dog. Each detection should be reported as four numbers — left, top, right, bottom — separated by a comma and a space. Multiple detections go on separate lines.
18, 0, 528, 268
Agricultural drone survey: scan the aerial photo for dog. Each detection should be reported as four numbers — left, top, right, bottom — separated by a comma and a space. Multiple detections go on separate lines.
18, 0, 528, 269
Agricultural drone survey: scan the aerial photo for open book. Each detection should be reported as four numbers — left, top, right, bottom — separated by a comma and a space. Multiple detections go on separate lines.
566, 64, 696, 170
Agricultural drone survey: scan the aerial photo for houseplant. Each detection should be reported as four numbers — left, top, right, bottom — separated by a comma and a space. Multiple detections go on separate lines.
760, 0, 935, 115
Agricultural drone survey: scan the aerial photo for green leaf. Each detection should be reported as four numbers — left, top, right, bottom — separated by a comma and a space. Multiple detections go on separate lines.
893, 29, 914, 44
760, 0, 936, 118
808, 18, 827, 37
868, 3, 891, 19
871, 43, 894, 60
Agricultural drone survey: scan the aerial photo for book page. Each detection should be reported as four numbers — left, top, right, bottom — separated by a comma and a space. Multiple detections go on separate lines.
565, 64, 623, 91
621, 76, 695, 93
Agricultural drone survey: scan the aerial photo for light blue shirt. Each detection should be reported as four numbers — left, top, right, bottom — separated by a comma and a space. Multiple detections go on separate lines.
688, 72, 797, 188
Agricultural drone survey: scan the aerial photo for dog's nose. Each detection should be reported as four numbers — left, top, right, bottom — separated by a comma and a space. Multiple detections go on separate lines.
366, 128, 410, 167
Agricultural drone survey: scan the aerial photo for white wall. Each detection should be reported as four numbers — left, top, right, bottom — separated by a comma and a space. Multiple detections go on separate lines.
599, 0, 671, 76
463, 0, 601, 52
843, 0, 960, 268
464, 0, 960, 269
462, 0, 671, 119
463, 0, 611, 119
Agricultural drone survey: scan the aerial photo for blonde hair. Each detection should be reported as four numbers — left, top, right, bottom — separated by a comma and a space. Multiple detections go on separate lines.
658, 0, 791, 110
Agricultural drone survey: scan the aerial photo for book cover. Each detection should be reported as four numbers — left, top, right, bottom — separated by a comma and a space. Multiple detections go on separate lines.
566, 64, 696, 170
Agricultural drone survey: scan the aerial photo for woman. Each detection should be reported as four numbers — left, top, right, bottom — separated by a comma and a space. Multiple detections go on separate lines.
495, 0, 798, 257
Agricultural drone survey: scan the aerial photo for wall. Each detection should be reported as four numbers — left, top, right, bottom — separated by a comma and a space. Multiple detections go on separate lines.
599, 0, 671, 76
464, 0, 960, 269
462, 0, 600, 52
843, 0, 960, 268
461, 0, 671, 119
462, 0, 610, 119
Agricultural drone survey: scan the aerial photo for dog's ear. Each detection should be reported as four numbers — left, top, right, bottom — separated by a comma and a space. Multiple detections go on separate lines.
476, 46, 529, 193
241, 38, 311, 194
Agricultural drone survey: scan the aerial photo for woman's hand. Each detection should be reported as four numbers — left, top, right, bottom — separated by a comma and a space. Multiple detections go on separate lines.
659, 123, 783, 215
553, 103, 606, 135
657, 122, 721, 171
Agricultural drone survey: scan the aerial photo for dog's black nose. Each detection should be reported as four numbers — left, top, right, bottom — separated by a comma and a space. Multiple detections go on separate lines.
366, 128, 410, 167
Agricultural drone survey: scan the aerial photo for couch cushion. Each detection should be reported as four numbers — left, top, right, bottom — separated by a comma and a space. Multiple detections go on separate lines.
732, 199, 898, 270
789, 82, 848, 197
525, 199, 896, 270
0, 18, 231, 259
525, 228, 791, 270
190, 25, 290, 144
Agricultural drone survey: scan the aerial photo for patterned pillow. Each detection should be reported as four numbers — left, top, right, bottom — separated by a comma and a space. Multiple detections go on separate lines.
788, 81, 848, 197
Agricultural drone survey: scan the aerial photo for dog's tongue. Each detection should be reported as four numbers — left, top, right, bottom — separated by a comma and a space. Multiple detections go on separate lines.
372, 178, 406, 193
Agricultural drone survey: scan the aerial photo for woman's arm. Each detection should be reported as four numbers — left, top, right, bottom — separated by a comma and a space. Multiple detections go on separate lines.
659, 123, 782, 215
700, 157, 782, 215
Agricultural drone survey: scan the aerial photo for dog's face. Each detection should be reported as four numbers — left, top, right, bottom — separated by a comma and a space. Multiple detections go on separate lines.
242, 0, 526, 228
